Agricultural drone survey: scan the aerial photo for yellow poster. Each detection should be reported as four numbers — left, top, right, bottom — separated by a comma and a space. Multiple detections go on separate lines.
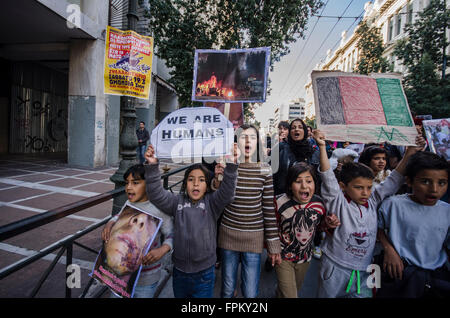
104, 26, 154, 100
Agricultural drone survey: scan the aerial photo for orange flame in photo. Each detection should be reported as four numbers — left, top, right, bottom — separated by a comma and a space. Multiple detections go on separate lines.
196, 74, 234, 98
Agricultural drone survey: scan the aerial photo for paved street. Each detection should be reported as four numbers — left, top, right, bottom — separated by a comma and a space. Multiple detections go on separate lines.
0, 154, 185, 298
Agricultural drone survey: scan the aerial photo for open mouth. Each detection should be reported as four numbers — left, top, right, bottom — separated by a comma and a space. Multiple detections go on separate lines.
298, 191, 310, 201
117, 234, 141, 270
425, 196, 438, 203
118, 234, 138, 251
245, 145, 251, 152
191, 190, 200, 196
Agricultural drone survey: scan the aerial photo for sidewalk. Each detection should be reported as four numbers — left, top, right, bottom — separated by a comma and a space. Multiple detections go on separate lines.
0, 154, 184, 298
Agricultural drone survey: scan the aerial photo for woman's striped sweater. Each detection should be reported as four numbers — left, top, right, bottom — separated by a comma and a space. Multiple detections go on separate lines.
218, 162, 281, 254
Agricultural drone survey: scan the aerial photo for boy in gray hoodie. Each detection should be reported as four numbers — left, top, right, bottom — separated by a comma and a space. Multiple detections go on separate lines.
313, 130, 425, 298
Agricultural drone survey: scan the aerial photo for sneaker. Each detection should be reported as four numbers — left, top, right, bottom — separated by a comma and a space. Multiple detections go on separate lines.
313, 246, 322, 259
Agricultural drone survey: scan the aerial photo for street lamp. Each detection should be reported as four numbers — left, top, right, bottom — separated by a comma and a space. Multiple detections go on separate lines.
110, 0, 139, 215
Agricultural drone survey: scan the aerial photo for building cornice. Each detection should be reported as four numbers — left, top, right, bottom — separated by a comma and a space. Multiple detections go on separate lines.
379, 0, 396, 16
322, 31, 359, 70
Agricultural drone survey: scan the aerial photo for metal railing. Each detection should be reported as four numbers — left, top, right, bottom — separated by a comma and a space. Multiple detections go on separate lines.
0, 164, 191, 298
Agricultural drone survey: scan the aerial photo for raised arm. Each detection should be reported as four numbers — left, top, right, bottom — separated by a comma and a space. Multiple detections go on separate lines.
209, 143, 240, 218
143, 145, 178, 216
313, 129, 330, 172
392, 134, 426, 176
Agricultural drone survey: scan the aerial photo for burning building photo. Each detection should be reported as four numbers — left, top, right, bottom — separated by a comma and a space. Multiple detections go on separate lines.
192, 48, 270, 103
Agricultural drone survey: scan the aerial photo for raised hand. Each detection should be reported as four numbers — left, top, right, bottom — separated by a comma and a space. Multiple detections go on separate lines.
312, 129, 326, 147
144, 144, 158, 164
225, 142, 240, 164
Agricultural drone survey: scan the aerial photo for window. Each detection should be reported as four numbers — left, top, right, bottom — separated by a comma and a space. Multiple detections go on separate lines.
396, 13, 402, 36
388, 17, 393, 41
407, 2, 413, 24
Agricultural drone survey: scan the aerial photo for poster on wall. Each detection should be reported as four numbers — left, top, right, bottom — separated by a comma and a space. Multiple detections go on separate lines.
204, 102, 244, 129
192, 47, 270, 103
311, 71, 418, 146
90, 203, 162, 298
104, 26, 154, 100
150, 107, 234, 160
422, 118, 450, 160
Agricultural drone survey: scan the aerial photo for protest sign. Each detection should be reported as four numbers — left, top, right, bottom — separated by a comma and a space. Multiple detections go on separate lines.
104, 26, 154, 100
423, 118, 450, 160
192, 47, 270, 103
150, 107, 234, 160
312, 71, 418, 146
205, 102, 243, 129
91, 203, 162, 298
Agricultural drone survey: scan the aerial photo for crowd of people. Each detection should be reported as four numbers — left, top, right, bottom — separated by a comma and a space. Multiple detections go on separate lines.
103, 117, 449, 298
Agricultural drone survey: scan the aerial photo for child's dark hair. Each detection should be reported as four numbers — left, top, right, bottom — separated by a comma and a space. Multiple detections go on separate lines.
123, 164, 145, 181
405, 151, 450, 181
340, 162, 374, 185
278, 121, 289, 130
235, 124, 262, 162
358, 146, 387, 169
180, 163, 213, 197
285, 162, 317, 198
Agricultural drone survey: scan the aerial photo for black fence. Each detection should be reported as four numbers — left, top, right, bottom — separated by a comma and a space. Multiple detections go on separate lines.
0, 164, 191, 298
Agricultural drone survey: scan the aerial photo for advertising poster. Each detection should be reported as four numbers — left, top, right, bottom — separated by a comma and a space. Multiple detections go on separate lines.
312, 71, 418, 146
192, 47, 270, 103
423, 118, 450, 160
90, 204, 162, 298
104, 26, 154, 99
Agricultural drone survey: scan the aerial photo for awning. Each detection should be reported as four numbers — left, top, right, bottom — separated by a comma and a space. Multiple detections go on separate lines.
153, 74, 177, 94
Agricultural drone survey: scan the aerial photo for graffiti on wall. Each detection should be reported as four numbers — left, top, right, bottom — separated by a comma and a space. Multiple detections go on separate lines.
11, 86, 68, 153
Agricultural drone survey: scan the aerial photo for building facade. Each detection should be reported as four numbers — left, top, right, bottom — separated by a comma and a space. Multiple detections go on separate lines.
288, 98, 306, 121
0, 0, 177, 168
304, 0, 437, 118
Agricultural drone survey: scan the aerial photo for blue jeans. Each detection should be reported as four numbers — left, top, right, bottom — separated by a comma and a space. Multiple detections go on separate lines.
110, 281, 158, 298
133, 281, 158, 298
172, 266, 215, 298
137, 144, 147, 164
221, 249, 261, 298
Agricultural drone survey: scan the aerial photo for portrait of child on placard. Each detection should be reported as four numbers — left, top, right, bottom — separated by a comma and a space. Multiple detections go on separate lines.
90, 204, 162, 298
423, 118, 450, 160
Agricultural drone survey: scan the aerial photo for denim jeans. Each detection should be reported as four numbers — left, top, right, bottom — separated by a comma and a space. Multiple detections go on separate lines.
137, 144, 147, 164
110, 281, 158, 298
221, 249, 261, 298
172, 265, 215, 298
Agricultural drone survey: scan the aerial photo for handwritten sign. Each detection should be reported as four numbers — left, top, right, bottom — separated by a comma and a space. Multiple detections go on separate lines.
312, 71, 417, 146
151, 107, 234, 160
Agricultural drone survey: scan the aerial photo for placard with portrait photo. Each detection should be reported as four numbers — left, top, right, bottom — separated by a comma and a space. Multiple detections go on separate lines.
90, 203, 162, 298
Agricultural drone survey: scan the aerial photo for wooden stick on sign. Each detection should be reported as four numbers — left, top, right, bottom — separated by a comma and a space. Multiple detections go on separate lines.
218, 103, 231, 182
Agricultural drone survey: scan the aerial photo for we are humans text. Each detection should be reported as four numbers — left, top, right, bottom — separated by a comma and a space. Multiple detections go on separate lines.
161, 127, 224, 140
